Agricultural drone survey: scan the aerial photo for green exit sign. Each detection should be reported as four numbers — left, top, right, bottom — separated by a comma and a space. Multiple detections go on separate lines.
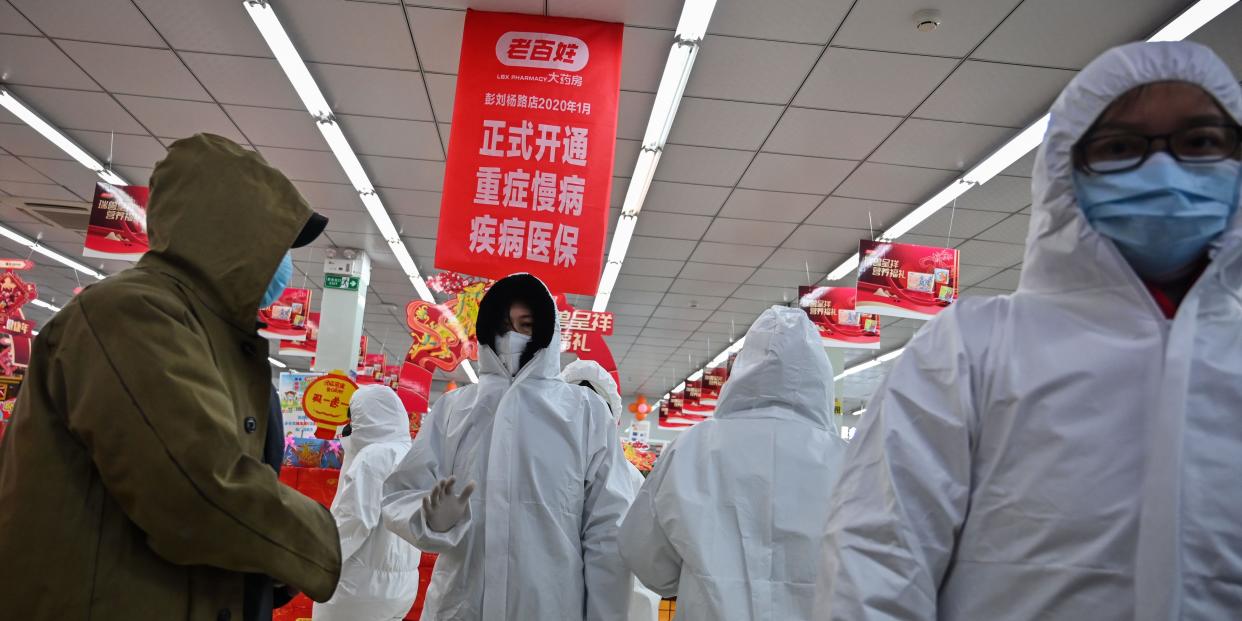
324, 273, 360, 291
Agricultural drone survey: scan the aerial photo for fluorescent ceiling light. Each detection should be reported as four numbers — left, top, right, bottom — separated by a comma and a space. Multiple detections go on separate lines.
687, 369, 703, 381
674, 0, 719, 39
0, 88, 127, 186
620, 149, 660, 217
268, 357, 287, 369
243, 1, 333, 119
878, 347, 905, 363
1149, 0, 1239, 41
642, 44, 697, 148
30, 298, 62, 313
673, 382, 686, 392
0, 224, 106, 280
462, 361, 479, 384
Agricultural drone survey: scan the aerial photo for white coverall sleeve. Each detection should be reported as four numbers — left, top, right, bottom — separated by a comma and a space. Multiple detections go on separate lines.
819, 312, 975, 620
618, 446, 682, 597
581, 399, 638, 621
333, 453, 384, 563
381, 398, 473, 554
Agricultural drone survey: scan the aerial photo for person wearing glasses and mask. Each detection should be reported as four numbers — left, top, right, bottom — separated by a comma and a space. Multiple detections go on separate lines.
817, 41, 1242, 619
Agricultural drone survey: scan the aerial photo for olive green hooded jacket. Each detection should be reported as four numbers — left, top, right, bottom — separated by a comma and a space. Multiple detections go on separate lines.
0, 134, 342, 619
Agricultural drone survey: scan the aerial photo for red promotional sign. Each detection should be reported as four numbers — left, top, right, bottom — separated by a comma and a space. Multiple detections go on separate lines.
259, 288, 312, 341
683, 378, 714, 415
857, 240, 960, 320
435, 10, 624, 295
280, 312, 319, 357
554, 293, 619, 391
702, 366, 727, 405
798, 286, 881, 349
84, 183, 149, 261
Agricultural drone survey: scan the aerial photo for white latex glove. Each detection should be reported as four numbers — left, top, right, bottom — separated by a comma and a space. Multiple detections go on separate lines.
423, 476, 476, 533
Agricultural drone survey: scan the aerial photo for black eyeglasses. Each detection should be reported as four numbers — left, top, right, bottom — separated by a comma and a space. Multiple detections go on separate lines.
1075, 123, 1242, 174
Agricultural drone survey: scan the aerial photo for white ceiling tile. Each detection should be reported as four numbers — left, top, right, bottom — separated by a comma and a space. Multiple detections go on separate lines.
280, 0, 416, 70
258, 146, 349, 185
957, 264, 1001, 287
702, 218, 796, 247
367, 157, 446, 193
318, 207, 378, 235
628, 235, 694, 261
746, 268, 808, 290
677, 262, 754, 283
339, 115, 443, 160
621, 26, 675, 92
1001, 150, 1037, 178
720, 297, 778, 314
687, 36, 822, 104
794, 47, 958, 117
915, 61, 1075, 129
620, 257, 684, 278
0, 155, 51, 183
732, 284, 789, 302
718, 189, 822, 223
324, 231, 390, 258
977, 268, 1022, 291
1189, 4, 1242, 77
738, 153, 856, 195
13, 0, 164, 46
806, 196, 911, 230
0, 4, 37, 35
0, 34, 97, 89
953, 174, 1031, 213
0, 123, 73, 160
763, 248, 849, 273
610, 289, 668, 306
68, 131, 166, 169
634, 211, 712, 240
834, 162, 957, 204
973, 0, 1182, 69
610, 302, 656, 317
766, 108, 902, 160
614, 138, 643, 176
58, 41, 209, 101
392, 214, 439, 240
181, 53, 300, 109
710, 0, 851, 43
974, 213, 1031, 244
642, 181, 731, 216
292, 181, 361, 212
652, 305, 715, 321
667, 98, 784, 151
670, 278, 735, 297
0, 180, 79, 202
615, 90, 655, 141
783, 224, 869, 253
645, 317, 706, 332
689, 241, 774, 267
4, 85, 146, 134
424, 73, 456, 122
871, 119, 1012, 171
225, 105, 323, 151
615, 274, 673, 293
312, 63, 434, 121
956, 239, 1025, 267
654, 144, 751, 187
134, 0, 271, 56
405, 7, 464, 73
111, 165, 153, 186
661, 293, 725, 310
833, 0, 1022, 57
115, 95, 246, 143
906, 208, 1008, 240
547, 0, 679, 29
18, 157, 99, 199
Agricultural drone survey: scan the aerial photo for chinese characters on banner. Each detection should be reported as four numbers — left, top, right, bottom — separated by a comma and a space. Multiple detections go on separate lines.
553, 293, 619, 391
683, 378, 713, 415
856, 240, 960, 320
798, 285, 881, 349
301, 372, 357, 439
436, 11, 624, 295
701, 366, 727, 406
258, 288, 312, 341
84, 183, 149, 261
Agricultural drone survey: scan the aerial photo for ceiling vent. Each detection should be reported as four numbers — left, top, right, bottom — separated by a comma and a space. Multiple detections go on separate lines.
17, 202, 91, 234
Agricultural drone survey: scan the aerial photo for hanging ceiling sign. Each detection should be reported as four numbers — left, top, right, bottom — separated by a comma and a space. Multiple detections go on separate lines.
798, 285, 881, 349
280, 311, 319, 357
397, 279, 491, 414
856, 240, 960, 320
435, 10, 624, 295
554, 293, 619, 391
84, 183, 149, 261
258, 288, 312, 341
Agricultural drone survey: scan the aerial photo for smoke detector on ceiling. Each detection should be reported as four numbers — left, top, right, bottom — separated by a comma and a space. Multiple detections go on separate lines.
914, 9, 942, 32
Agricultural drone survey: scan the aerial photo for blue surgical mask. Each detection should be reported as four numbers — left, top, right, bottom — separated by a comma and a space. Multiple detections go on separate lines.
261, 253, 293, 308
1074, 153, 1241, 281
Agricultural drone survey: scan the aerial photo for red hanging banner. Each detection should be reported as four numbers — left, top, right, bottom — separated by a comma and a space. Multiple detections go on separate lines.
84, 183, 149, 261
798, 285, 881, 349
258, 288, 312, 341
435, 10, 624, 295
279, 311, 319, 357
856, 240, 960, 320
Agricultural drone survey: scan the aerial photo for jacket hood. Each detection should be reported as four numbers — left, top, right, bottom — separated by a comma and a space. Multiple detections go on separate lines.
713, 305, 836, 431
139, 133, 317, 330
346, 385, 411, 450
561, 359, 622, 421
1021, 41, 1242, 295
474, 273, 561, 380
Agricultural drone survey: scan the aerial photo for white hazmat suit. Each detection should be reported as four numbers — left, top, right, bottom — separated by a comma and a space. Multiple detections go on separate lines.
620, 305, 847, 621
561, 359, 662, 621
312, 385, 421, 621
382, 273, 635, 620
817, 41, 1242, 620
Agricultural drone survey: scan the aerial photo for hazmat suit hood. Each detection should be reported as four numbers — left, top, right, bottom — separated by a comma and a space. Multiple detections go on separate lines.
562, 359, 622, 421
1022, 41, 1242, 295
474, 273, 561, 380
141, 133, 325, 330
343, 385, 410, 465
713, 305, 836, 431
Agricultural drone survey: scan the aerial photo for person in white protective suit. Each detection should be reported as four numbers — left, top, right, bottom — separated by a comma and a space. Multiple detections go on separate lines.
560, 359, 662, 621
381, 273, 635, 620
312, 385, 421, 621
620, 305, 847, 621
817, 41, 1242, 620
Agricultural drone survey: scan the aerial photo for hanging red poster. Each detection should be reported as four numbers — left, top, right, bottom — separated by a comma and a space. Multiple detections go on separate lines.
683, 378, 714, 415
435, 10, 624, 295
280, 312, 319, 357
554, 293, 619, 391
856, 240, 960, 320
258, 288, 312, 341
798, 285, 881, 349
701, 366, 727, 405
84, 183, 149, 261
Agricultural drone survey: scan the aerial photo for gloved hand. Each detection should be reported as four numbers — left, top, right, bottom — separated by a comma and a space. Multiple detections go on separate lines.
423, 476, 476, 533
